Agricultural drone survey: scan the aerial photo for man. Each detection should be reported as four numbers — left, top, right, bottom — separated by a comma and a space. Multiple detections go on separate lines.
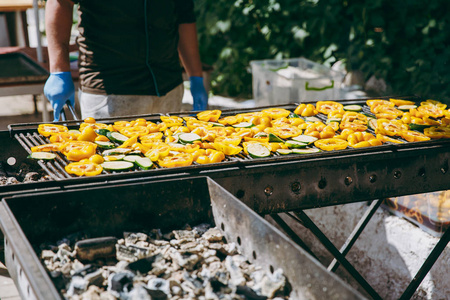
44, 0, 208, 122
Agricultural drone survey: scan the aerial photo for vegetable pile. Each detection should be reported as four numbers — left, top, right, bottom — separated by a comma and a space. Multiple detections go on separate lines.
30, 98, 450, 177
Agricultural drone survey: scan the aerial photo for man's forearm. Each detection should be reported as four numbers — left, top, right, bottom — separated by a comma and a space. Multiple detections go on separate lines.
46, 0, 74, 73
178, 23, 203, 77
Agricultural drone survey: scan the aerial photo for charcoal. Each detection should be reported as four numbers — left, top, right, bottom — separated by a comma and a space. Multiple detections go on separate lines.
126, 254, 161, 274
40, 225, 291, 299
23, 172, 41, 182
203, 228, 224, 242
75, 237, 117, 262
147, 278, 170, 299
107, 271, 135, 296
6, 177, 19, 185
66, 276, 88, 297
236, 285, 268, 300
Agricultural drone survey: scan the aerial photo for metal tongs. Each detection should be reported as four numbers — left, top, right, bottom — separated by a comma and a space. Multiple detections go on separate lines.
60, 100, 79, 121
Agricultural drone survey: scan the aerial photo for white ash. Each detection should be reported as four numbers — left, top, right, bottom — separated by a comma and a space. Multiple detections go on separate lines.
40, 225, 291, 299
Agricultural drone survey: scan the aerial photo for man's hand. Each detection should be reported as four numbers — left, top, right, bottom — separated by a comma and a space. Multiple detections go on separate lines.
44, 72, 75, 122
190, 76, 208, 111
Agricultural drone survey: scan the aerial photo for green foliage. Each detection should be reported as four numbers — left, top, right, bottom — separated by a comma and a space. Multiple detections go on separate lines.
195, 0, 450, 102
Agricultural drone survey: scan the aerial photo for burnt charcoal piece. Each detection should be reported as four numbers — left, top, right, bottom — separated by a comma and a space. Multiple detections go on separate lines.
126, 254, 160, 274
108, 272, 134, 294
49, 271, 66, 291
236, 285, 268, 300
146, 278, 169, 300
75, 237, 117, 262
72, 264, 97, 278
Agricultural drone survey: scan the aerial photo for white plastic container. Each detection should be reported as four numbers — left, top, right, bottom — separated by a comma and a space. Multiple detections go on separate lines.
250, 58, 345, 106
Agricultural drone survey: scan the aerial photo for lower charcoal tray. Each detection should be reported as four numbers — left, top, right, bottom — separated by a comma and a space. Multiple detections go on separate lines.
0, 176, 364, 300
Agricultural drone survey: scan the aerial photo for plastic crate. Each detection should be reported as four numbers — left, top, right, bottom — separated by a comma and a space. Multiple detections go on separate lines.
250, 58, 345, 106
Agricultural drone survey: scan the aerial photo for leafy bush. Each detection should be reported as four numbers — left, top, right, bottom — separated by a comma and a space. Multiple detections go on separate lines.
195, 0, 450, 102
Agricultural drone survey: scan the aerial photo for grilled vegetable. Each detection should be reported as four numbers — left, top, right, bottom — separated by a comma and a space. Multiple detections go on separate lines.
304, 116, 321, 123
66, 161, 103, 176
103, 154, 126, 162
101, 161, 134, 171
276, 149, 293, 155
102, 148, 131, 156
179, 133, 202, 144
292, 148, 321, 154
95, 129, 110, 136
246, 143, 271, 158
134, 156, 153, 170
291, 135, 318, 145
232, 122, 254, 128
343, 105, 363, 112
107, 131, 129, 144
285, 140, 308, 149
95, 141, 116, 149
408, 123, 432, 131
268, 133, 284, 143
398, 105, 417, 111
28, 152, 57, 160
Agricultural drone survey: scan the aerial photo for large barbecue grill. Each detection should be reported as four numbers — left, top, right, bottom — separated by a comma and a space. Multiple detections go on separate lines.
1, 96, 449, 299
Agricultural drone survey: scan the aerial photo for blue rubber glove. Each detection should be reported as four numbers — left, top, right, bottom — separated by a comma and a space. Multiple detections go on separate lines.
190, 76, 208, 111
43, 72, 75, 122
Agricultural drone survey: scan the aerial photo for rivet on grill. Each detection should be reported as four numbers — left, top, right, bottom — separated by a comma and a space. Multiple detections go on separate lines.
393, 171, 402, 179
264, 186, 273, 196
318, 178, 327, 189
441, 165, 448, 174
344, 177, 353, 186
369, 175, 377, 183
291, 182, 301, 193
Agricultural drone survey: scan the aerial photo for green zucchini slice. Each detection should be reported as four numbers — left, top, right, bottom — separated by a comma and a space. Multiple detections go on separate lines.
247, 143, 271, 158
326, 118, 341, 124
285, 140, 308, 149
101, 161, 134, 171
288, 112, 300, 118
95, 141, 116, 149
209, 122, 225, 127
135, 157, 153, 170
103, 154, 126, 162
291, 135, 318, 145
102, 148, 131, 156
268, 133, 284, 143
95, 129, 110, 136
398, 105, 417, 111
292, 148, 321, 154
232, 122, 254, 128
178, 133, 202, 144
106, 131, 128, 144
28, 152, 57, 160
343, 104, 362, 112
408, 123, 432, 131
276, 149, 292, 155
123, 155, 141, 163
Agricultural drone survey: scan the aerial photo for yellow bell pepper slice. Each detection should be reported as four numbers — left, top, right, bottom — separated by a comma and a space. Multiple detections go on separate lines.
65, 161, 103, 177
197, 110, 222, 122
314, 138, 348, 151
38, 124, 68, 137
158, 153, 193, 168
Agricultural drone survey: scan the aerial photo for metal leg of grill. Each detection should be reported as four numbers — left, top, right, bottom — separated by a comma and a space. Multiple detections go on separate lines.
327, 199, 383, 273
399, 226, 450, 300
269, 213, 318, 260
293, 210, 383, 300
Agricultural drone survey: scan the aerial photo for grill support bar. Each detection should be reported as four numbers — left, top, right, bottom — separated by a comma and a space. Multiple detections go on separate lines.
290, 210, 383, 300
399, 227, 450, 300
327, 199, 383, 272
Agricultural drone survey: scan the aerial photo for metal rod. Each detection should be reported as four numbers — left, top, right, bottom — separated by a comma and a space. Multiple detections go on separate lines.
269, 213, 318, 260
399, 227, 450, 300
293, 210, 383, 300
33, 0, 44, 63
328, 199, 383, 272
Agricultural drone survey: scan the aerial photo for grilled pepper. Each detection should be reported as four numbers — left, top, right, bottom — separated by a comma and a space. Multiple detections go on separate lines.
400, 130, 431, 142
261, 108, 291, 119
316, 101, 344, 115
375, 119, 408, 136
61, 141, 97, 161
424, 126, 450, 139
65, 161, 103, 176
294, 103, 318, 117
31, 143, 63, 153
38, 124, 68, 137
158, 153, 193, 168
314, 138, 348, 151
195, 149, 225, 164
197, 110, 222, 122
160, 116, 184, 127
347, 132, 382, 148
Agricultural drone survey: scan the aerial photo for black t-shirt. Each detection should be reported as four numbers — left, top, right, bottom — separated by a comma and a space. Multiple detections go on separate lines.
74, 0, 196, 96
